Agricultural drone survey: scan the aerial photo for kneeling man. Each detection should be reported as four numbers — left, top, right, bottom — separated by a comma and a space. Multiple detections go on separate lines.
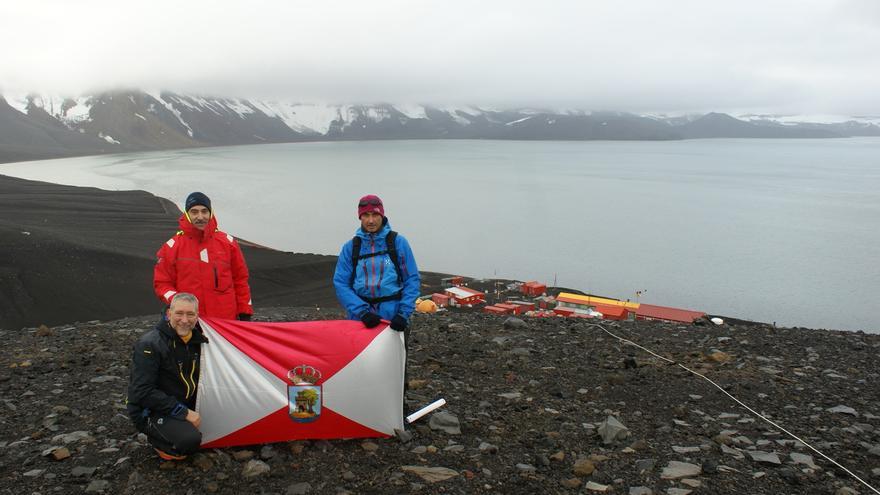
127, 293, 208, 460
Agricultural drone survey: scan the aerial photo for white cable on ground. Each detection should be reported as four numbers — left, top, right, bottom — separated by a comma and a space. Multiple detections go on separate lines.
586, 322, 879, 495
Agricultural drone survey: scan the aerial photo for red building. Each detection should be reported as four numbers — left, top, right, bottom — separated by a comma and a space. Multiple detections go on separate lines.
444, 286, 486, 306
591, 304, 630, 321
635, 304, 705, 324
483, 305, 509, 315
495, 303, 519, 315
521, 281, 547, 297
431, 293, 451, 308
506, 300, 535, 314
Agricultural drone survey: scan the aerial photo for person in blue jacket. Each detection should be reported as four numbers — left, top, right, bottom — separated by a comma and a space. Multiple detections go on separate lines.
333, 194, 420, 331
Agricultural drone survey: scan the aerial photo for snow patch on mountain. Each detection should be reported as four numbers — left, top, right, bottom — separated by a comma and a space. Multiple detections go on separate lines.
395, 104, 428, 120
247, 101, 338, 135
3, 92, 31, 114
21, 95, 94, 125
739, 113, 880, 126
505, 116, 534, 126
432, 105, 481, 126
145, 91, 194, 137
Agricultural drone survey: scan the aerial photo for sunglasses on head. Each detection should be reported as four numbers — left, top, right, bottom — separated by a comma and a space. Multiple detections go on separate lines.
359, 199, 382, 207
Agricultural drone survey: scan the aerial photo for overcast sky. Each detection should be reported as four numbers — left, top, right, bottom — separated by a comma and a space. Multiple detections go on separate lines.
1, 0, 878, 115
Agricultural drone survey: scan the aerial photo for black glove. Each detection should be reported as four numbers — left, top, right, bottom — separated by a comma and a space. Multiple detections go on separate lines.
390, 315, 408, 332
360, 312, 382, 328
238, 313, 252, 321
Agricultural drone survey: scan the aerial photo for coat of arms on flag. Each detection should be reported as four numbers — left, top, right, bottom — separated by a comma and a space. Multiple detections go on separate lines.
287, 365, 322, 423
195, 318, 406, 448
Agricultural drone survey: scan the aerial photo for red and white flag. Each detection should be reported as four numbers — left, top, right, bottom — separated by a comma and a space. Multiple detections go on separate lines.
195, 318, 405, 448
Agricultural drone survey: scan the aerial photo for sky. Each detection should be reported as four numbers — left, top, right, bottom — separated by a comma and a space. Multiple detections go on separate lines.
1, 0, 879, 115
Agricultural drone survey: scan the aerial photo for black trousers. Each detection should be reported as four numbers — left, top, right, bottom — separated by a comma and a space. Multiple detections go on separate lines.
138, 413, 202, 456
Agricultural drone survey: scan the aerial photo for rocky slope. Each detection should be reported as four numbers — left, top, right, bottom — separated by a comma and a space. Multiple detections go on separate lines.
1, 307, 878, 494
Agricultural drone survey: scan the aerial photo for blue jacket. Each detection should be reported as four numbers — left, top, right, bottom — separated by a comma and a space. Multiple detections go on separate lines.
333, 219, 420, 322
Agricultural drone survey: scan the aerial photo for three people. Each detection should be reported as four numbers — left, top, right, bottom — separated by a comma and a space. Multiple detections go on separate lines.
131, 192, 420, 460
127, 292, 207, 460
153, 192, 254, 320
333, 194, 420, 331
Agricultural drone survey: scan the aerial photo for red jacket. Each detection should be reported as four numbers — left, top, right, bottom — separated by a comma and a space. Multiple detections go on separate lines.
153, 214, 253, 319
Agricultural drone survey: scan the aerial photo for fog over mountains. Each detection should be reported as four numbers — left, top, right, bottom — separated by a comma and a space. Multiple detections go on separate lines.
2, 90, 879, 163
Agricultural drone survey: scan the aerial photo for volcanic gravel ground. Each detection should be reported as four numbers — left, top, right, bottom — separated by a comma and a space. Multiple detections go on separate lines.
1, 308, 879, 494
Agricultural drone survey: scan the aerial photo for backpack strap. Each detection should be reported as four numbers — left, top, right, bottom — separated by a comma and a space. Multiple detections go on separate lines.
385, 231, 402, 284
349, 236, 362, 287
348, 231, 404, 296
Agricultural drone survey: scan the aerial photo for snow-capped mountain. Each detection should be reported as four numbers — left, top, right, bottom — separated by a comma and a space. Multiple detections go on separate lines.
1, 89, 878, 163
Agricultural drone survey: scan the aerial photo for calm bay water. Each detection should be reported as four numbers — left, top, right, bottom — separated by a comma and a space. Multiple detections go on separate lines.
2, 139, 878, 332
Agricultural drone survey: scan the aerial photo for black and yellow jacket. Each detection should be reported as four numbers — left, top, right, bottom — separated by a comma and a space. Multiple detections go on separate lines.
126, 319, 208, 424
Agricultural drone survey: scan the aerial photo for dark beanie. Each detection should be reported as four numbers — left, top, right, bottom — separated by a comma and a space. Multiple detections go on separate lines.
185, 192, 211, 212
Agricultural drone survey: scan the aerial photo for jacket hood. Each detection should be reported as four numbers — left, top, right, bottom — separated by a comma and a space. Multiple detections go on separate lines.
177, 213, 218, 241
356, 217, 391, 240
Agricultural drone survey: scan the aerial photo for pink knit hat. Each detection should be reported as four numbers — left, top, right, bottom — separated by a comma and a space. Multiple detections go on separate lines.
357, 194, 384, 218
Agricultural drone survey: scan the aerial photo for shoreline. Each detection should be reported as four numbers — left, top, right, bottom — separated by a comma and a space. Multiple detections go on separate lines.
0, 171, 869, 333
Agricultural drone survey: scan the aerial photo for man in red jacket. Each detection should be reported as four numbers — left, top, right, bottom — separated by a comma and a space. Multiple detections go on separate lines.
153, 192, 254, 320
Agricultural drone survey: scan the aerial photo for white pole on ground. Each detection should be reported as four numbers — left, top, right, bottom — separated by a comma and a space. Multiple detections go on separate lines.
406, 398, 447, 424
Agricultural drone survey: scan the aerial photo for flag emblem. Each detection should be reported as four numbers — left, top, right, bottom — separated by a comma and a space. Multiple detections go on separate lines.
287, 365, 322, 423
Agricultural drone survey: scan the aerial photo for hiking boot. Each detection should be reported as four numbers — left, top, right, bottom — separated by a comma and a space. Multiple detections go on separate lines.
154, 448, 187, 461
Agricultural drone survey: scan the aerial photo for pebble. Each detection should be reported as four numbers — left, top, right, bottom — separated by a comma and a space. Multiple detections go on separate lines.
71, 466, 98, 477
561, 478, 582, 488
52, 431, 94, 444
395, 429, 413, 443
790, 452, 818, 469
573, 459, 596, 476
241, 459, 270, 478
827, 405, 858, 416
428, 411, 461, 434
401, 465, 459, 482
629, 487, 653, 495
478, 442, 498, 454
286, 482, 312, 494
193, 454, 214, 471
661, 461, 701, 479
747, 450, 782, 465
597, 416, 630, 444
701, 459, 718, 474
232, 450, 255, 461
635, 459, 656, 473
515, 463, 536, 473
260, 445, 276, 459
361, 441, 379, 452
85, 480, 110, 493
672, 446, 700, 453
23, 469, 45, 477
43, 446, 71, 460
585, 481, 611, 492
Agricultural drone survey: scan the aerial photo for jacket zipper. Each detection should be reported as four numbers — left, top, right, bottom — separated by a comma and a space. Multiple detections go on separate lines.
213, 266, 219, 288
175, 339, 196, 400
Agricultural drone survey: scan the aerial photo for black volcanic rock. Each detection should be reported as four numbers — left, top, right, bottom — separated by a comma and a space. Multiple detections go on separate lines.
0, 307, 877, 494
